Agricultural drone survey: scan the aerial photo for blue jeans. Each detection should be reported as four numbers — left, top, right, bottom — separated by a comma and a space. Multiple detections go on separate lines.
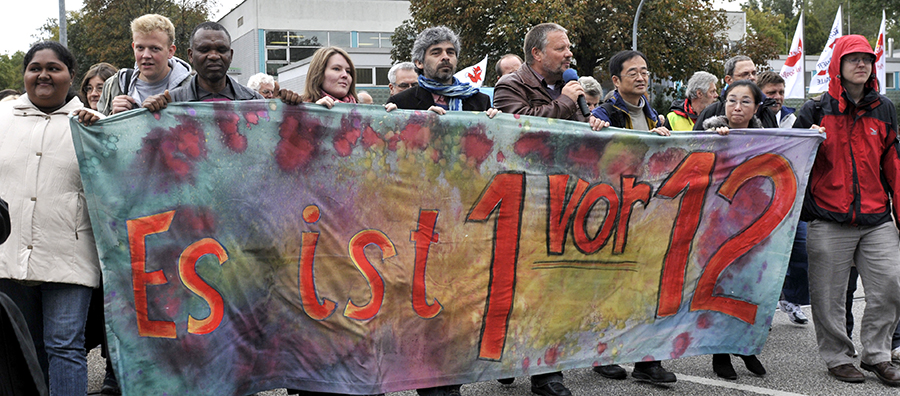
782, 221, 809, 305
0, 279, 93, 395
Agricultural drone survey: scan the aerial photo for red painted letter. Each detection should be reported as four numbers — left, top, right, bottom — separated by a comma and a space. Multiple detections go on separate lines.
299, 232, 337, 320
691, 154, 797, 324
345, 230, 394, 320
467, 172, 525, 361
411, 210, 442, 319
613, 176, 652, 254
572, 183, 619, 254
655, 152, 715, 317
178, 238, 228, 335
127, 210, 176, 338
547, 175, 589, 254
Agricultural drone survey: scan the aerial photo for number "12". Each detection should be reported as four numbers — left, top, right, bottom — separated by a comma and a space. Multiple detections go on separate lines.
467, 152, 796, 361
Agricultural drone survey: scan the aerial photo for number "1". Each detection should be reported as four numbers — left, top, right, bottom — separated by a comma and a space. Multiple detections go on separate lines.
466, 172, 525, 361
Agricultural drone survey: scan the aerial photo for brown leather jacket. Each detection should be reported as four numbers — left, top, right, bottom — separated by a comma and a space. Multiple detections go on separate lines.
493, 65, 586, 122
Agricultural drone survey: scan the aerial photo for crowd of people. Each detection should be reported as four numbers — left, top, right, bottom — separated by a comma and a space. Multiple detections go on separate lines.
1, 12, 899, 396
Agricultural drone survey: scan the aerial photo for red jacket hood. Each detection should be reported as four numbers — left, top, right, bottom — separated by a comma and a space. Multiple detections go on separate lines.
828, 35, 879, 108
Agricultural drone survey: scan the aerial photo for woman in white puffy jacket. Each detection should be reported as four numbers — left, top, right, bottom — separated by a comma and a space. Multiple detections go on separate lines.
0, 41, 100, 395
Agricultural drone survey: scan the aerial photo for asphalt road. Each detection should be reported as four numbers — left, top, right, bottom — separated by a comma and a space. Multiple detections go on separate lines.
87, 281, 900, 395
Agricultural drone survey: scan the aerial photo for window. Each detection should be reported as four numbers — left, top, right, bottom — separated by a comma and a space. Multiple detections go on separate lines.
290, 48, 317, 63
265, 30, 354, 77
330, 32, 351, 48
888, 72, 896, 89
267, 49, 287, 61
237, 17, 243, 27
356, 68, 373, 85
357, 32, 392, 48
266, 63, 285, 76
266, 31, 288, 46
375, 67, 390, 85
290, 31, 326, 47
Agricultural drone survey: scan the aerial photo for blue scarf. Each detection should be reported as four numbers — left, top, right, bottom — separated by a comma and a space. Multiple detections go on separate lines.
417, 75, 480, 111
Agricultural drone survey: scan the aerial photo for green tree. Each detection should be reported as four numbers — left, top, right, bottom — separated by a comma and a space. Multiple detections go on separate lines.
742, 5, 787, 58
392, 0, 732, 87
0, 51, 26, 91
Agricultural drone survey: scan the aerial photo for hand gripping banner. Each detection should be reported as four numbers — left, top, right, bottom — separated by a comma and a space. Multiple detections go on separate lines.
71, 101, 823, 395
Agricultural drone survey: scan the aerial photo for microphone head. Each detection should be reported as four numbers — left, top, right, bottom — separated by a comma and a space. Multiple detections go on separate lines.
562, 68, 579, 83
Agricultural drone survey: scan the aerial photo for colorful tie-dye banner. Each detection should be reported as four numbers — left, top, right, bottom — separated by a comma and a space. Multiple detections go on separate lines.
71, 102, 823, 395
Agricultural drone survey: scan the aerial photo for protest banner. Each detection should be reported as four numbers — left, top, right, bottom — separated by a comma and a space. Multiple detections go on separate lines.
72, 102, 823, 395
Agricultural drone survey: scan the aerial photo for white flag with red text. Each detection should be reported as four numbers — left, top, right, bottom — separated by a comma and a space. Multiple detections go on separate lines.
875, 10, 886, 94
454, 56, 489, 88
781, 13, 805, 99
809, 6, 842, 94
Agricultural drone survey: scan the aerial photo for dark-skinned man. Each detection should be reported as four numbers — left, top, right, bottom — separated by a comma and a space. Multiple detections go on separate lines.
143, 21, 300, 110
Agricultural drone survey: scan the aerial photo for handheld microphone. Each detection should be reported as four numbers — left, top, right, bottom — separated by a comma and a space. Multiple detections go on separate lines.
562, 68, 591, 117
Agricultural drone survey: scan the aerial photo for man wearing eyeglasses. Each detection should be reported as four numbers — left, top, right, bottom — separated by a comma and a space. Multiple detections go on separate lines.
585, 49, 676, 384
794, 34, 900, 388
588, 50, 669, 137
692, 55, 778, 130
388, 62, 419, 96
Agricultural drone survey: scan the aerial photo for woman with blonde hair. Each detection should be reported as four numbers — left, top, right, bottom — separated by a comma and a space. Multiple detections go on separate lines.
301, 46, 358, 108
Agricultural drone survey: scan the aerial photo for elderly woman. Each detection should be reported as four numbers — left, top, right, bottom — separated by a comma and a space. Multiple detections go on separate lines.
247, 72, 277, 99
79, 62, 117, 111
578, 76, 602, 110
0, 41, 100, 395
301, 46, 358, 108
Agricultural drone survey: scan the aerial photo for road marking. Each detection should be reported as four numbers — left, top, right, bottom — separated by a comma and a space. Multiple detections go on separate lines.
675, 373, 808, 396
620, 366, 808, 396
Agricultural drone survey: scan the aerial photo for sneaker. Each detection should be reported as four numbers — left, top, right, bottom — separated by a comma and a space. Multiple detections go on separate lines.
778, 300, 808, 325
892, 347, 900, 364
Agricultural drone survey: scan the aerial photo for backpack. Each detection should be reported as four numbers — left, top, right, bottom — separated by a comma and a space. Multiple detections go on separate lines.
809, 94, 825, 126
121, 68, 136, 94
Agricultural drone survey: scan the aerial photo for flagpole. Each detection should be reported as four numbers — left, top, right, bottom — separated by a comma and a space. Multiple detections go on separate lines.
801, 4, 806, 98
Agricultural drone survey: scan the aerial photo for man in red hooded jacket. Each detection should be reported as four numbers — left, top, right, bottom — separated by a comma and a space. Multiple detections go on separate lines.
794, 34, 900, 386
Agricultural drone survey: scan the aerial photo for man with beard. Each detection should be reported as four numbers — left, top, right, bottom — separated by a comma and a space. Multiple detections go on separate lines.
142, 22, 299, 109
490, 22, 590, 396
385, 26, 495, 116
493, 23, 587, 123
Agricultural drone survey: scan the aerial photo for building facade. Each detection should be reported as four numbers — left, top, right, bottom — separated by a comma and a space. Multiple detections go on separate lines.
217, 0, 411, 91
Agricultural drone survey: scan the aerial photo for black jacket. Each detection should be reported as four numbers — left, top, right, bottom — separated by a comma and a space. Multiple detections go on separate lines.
388, 86, 491, 111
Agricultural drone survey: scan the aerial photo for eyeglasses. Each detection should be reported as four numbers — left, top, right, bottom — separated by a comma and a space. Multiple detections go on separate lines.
622, 70, 650, 79
83, 85, 102, 94
844, 56, 875, 66
396, 82, 418, 89
734, 70, 758, 80
726, 98, 756, 108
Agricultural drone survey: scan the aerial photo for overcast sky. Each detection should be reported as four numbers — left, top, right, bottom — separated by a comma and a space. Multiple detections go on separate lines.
1, 0, 741, 56
0, 0, 245, 55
